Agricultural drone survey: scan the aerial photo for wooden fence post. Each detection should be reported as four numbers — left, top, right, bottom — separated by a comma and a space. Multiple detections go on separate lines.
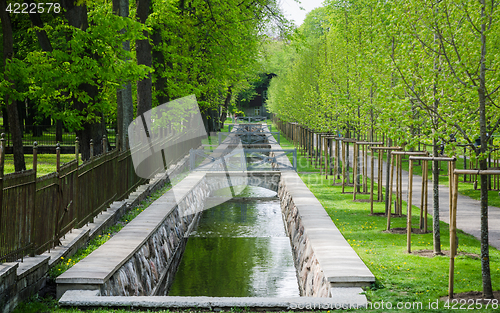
370, 147, 374, 214
0, 134, 4, 177
407, 159, 414, 253
353, 142, 358, 200
0, 134, 5, 247
75, 137, 80, 165
423, 160, 429, 232
56, 143, 61, 172
449, 161, 458, 299
74, 137, 79, 226
387, 153, 395, 230
90, 139, 94, 160
54, 142, 61, 247
30, 142, 38, 257
103, 135, 108, 154
378, 150, 383, 201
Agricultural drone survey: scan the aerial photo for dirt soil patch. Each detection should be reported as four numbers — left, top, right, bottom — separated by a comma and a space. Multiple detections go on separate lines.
369, 213, 407, 217
383, 227, 430, 234
440, 290, 500, 302
411, 249, 479, 259
369, 212, 387, 217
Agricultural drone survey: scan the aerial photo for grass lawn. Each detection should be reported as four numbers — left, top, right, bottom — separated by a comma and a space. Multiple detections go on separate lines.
3, 154, 76, 177
302, 172, 500, 312
275, 129, 500, 312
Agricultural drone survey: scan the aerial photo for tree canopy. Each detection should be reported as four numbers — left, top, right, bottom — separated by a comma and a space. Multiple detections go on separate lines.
1, 0, 293, 163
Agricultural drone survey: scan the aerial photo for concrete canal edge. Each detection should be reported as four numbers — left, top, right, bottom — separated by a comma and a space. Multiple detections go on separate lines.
56, 125, 375, 309
267, 125, 375, 295
59, 289, 368, 310
279, 171, 375, 294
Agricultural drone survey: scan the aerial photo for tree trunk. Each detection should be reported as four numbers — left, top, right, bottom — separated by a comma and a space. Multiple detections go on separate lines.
152, 29, 169, 106
136, 0, 152, 117
121, 84, 133, 150
432, 84, 441, 255
478, 0, 493, 297
219, 86, 232, 130
432, 24, 442, 255
384, 137, 392, 214
26, 0, 53, 52
1, 0, 26, 172
113, 0, 133, 150
432, 139, 441, 255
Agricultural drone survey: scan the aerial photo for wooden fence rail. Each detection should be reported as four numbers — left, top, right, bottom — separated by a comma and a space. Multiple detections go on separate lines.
0, 134, 199, 262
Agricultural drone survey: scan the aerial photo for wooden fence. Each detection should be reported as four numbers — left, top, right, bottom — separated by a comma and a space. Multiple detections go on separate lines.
0, 134, 200, 262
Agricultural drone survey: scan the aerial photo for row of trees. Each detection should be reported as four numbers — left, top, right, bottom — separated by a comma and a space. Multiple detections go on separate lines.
266, 0, 500, 298
1, 0, 293, 171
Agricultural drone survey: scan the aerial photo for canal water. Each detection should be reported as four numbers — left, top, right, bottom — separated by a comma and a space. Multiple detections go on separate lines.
167, 186, 300, 297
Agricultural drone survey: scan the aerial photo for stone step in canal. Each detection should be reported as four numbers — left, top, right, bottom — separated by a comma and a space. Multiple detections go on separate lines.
167, 186, 299, 297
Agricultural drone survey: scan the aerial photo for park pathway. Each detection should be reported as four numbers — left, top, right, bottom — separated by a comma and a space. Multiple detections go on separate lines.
342, 145, 500, 250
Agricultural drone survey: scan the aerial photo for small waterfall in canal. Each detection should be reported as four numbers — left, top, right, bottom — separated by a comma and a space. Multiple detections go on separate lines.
166, 186, 300, 297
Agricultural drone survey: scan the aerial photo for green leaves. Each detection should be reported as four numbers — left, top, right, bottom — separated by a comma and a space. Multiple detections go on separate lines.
14, 2, 149, 131
266, 0, 499, 160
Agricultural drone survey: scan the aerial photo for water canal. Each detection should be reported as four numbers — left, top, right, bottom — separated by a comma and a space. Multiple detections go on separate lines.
167, 186, 300, 297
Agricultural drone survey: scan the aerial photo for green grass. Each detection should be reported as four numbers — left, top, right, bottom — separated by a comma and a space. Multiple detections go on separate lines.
3, 154, 76, 177
276, 129, 500, 312
300, 172, 500, 312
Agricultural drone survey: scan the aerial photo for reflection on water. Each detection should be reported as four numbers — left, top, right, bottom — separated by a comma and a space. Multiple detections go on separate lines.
168, 186, 299, 297
234, 186, 277, 198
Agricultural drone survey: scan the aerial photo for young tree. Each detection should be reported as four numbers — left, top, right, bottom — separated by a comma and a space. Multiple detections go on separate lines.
113, 0, 134, 150
433, 0, 500, 298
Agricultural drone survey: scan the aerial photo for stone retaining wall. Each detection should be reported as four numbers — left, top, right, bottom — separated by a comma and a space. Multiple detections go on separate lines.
278, 180, 330, 297
56, 172, 208, 298
270, 125, 374, 297
0, 256, 49, 313
101, 210, 195, 296
59, 170, 281, 297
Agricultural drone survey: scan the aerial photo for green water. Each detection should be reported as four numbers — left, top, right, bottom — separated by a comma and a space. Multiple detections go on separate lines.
168, 186, 300, 297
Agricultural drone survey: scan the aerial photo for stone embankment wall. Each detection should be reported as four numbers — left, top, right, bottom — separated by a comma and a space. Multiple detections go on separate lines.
101, 210, 195, 296
278, 175, 330, 297
56, 171, 209, 298
57, 130, 281, 298
270, 125, 374, 297
0, 256, 49, 313
64, 170, 281, 297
